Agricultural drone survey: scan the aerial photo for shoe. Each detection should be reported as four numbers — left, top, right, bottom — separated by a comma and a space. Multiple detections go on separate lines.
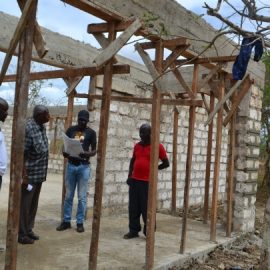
18, 236, 34, 245
0, 244, 5, 252
123, 232, 139, 239
56, 222, 71, 231
28, 231, 39, 240
76, 223, 84, 233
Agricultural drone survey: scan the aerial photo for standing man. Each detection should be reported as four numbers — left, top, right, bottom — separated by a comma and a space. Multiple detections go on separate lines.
18, 105, 50, 245
124, 123, 169, 239
57, 109, 96, 233
0, 97, 8, 252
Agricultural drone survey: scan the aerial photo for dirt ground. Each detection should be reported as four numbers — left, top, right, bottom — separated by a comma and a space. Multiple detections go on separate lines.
0, 173, 268, 270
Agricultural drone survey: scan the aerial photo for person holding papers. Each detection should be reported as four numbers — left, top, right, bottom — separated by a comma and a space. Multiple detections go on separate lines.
19, 105, 50, 244
57, 110, 96, 233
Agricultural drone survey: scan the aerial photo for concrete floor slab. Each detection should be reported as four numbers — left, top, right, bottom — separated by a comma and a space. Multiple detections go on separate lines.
0, 173, 239, 269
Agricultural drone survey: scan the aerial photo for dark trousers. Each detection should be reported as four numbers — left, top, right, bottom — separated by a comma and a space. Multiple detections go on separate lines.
128, 179, 149, 235
0, 175, 2, 190
19, 183, 42, 237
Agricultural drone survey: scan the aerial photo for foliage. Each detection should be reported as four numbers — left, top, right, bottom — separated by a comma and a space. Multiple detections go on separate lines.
28, 79, 49, 106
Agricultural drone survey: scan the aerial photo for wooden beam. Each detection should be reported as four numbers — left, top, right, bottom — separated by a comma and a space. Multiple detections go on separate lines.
206, 74, 249, 126
65, 76, 83, 95
163, 45, 190, 71
87, 76, 97, 111
135, 43, 167, 92
203, 93, 215, 224
140, 37, 188, 51
93, 19, 141, 67
88, 20, 134, 33
4, 1, 37, 269
89, 22, 116, 270
210, 74, 225, 242
226, 93, 236, 237
170, 64, 195, 99
146, 40, 163, 270
171, 108, 179, 214
3, 64, 130, 81
180, 63, 199, 254
92, 33, 118, 64
223, 76, 252, 126
0, 0, 35, 85
61, 0, 123, 22
175, 55, 237, 66
17, 0, 48, 58
197, 64, 223, 92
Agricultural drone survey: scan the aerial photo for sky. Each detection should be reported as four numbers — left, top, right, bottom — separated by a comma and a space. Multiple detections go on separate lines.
0, 0, 246, 105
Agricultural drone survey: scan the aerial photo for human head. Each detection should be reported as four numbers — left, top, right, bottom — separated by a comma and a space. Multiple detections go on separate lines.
33, 105, 50, 125
139, 123, 151, 144
77, 110, 89, 130
0, 98, 8, 123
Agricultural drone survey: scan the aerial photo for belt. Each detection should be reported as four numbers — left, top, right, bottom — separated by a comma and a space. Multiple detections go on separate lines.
68, 159, 89, 166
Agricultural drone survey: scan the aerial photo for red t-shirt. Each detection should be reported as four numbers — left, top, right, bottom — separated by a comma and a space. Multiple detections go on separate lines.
131, 143, 168, 181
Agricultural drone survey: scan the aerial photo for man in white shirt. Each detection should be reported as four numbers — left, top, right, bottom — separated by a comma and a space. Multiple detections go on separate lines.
0, 97, 8, 252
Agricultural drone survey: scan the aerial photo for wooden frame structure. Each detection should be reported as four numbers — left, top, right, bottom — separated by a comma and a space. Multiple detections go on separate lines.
0, 1, 254, 269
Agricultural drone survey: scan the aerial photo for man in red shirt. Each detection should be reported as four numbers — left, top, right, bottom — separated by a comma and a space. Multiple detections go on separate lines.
124, 123, 169, 239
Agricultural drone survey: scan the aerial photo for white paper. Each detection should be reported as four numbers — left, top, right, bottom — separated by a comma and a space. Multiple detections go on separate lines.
62, 133, 83, 158
27, 184, 33, 191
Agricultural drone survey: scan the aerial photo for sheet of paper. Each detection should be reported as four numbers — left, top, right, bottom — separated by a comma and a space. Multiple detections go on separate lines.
62, 133, 83, 158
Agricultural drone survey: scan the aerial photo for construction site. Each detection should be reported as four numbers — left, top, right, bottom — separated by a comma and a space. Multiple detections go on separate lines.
0, 0, 266, 269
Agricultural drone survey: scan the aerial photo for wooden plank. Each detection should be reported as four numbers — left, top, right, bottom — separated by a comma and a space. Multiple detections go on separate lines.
88, 20, 134, 33
3, 64, 130, 81
162, 37, 189, 48
210, 74, 225, 242
161, 99, 203, 106
66, 76, 83, 95
203, 93, 215, 224
171, 64, 195, 99
61, 0, 123, 22
226, 93, 236, 237
4, 2, 37, 269
93, 19, 141, 67
205, 74, 249, 126
197, 63, 223, 92
17, 0, 48, 58
87, 76, 97, 111
135, 43, 167, 92
89, 22, 116, 270
0, 0, 35, 85
92, 33, 118, 64
146, 40, 163, 270
175, 55, 237, 66
171, 108, 179, 214
201, 93, 210, 113
223, 76, 252, 126
180, 64, 199, 254
163, 45, 190, 71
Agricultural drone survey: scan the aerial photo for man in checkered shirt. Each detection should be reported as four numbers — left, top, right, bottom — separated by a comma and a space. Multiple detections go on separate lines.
18, 105, 50, 245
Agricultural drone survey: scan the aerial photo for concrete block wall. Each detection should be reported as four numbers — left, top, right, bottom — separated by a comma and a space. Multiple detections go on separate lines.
233, 84, 262, 231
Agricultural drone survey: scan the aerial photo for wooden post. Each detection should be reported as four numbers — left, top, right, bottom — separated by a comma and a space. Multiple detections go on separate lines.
61, 90, 75, 219
203, 93, 215, 224
4, 1, 37, 269
145, 40, 163, 270
89, 22, 116, 270
171, 108, 179, 214
180, 64, 199, 254
226, 94, 236, 237
210, 73, 225, 242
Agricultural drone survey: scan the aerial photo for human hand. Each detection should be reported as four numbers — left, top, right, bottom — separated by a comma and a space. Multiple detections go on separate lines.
63, 152, 70, 158
126, 178, 132, 186
79, 152, 90, 159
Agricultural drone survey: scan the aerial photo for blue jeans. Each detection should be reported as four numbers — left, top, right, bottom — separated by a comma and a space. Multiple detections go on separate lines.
63, 163, 91, 224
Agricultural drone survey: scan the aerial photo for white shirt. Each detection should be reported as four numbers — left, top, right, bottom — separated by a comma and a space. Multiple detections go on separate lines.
0, 131, 7, 176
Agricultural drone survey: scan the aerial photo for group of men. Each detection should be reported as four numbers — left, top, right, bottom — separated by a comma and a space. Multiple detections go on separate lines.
0, 96, 170, 248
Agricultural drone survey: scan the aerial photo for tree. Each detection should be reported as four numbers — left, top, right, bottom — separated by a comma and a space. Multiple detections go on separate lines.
203, 0, 270, 47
